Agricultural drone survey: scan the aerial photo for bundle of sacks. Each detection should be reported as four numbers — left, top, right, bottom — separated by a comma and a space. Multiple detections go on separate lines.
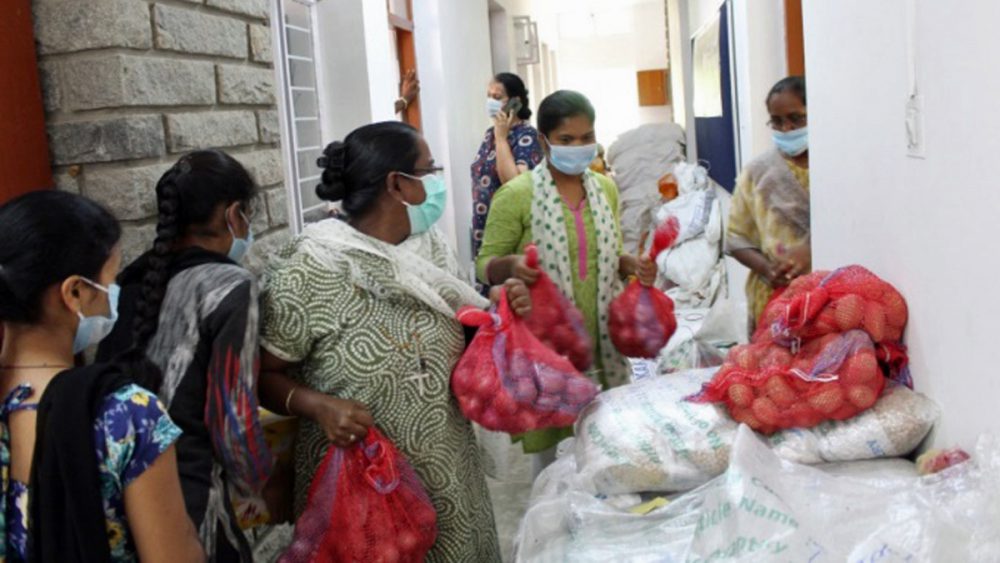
511, 267, 963, 561
692, 266, 911, 433
515, 426, 999, 562
652, 162, 727, 309
605, 123, 686, 255
572, 367, 938, 495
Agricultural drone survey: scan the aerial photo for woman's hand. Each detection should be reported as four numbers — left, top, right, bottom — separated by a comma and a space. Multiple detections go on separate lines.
618, 254, 658, 286
764, 260, 794, 288
400, 69, 420, 106
306, 395, 374, 448
493, 109, 515, 141
636, 256, 657, 287
776, 243, 811, 282
504, 278, 532, 317
511, 254, 540, 285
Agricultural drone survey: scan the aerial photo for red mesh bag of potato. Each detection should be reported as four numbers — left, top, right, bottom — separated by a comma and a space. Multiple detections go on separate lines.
758, 266, 909, 346
521, 243, 593, 371
280, 428, 437, 563
451, 290, 600, 434
608, 217, 681, 358
690, 330, 885, 434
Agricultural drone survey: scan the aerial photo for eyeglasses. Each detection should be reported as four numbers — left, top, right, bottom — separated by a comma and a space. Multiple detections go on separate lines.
411, 166, 445, 175
767, 113, 808, 130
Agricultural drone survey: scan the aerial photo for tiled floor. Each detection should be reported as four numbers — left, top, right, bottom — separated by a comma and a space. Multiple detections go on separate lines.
479, 430, 535, 563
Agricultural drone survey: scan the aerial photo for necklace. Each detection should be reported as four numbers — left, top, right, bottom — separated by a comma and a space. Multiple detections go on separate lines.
0, 364, 72, 370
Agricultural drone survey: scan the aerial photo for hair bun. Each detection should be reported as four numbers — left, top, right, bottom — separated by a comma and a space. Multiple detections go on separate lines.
317, 141, 348, 202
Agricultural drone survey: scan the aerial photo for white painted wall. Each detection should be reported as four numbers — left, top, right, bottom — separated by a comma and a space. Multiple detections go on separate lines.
552, 0, 671, 147
413, 0, 495, 265
314, 0, 372, 139
803, 0, 1000, 448
731, 0, 786, 165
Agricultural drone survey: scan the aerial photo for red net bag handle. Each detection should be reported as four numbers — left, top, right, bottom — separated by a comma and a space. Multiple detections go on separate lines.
649, 216, 680, 261
524, 243, 540, 270
360, 429, 401, 495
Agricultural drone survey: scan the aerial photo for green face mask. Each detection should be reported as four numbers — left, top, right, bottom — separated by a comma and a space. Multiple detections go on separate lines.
399, 172, 447, 235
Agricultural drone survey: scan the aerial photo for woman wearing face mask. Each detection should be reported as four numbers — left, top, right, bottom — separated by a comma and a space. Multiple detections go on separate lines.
726, 76, 810, 332
97, 150, 271, 562
0, 191, 204, 562
476, 90, 656, 467
258, 121, 530, 562
471, 73, 544, 277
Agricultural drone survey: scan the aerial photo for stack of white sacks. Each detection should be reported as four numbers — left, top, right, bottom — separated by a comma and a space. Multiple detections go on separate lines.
514, 367, 1000, 561
653, 162, 726, 310
605, 123, 685, 256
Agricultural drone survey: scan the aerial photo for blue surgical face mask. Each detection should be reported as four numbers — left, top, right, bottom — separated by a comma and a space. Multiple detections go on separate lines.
772, 126, 809, 157
400, 172, 448, 235
545, 137, 599, 176
73, 278, 120, 354
486, 98, 504, 119
227, 211, 254, 263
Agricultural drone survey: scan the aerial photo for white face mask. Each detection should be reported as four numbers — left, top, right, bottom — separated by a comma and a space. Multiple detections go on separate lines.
486, 98, 504, 118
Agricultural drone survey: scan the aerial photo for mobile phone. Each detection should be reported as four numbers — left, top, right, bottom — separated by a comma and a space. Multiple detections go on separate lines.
504, 97, 523, 116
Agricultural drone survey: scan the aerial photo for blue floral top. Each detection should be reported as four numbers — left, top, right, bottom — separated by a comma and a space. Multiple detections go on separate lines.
0, 383, 182, 562
470, 122, 544, 292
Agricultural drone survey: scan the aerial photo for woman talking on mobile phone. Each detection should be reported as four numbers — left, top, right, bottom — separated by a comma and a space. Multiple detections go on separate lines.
470, 73, 544, 293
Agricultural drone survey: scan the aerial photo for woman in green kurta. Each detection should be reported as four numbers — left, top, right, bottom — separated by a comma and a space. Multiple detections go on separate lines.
257, 122, 531, 562
476, 90, 657, 465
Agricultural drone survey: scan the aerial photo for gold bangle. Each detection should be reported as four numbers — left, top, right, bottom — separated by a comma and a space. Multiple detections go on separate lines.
284, 387, 297, 415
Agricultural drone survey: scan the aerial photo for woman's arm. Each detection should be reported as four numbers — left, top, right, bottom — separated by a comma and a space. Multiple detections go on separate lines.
125, 446, 206, 563
493, 112, 526, 184
259, 350, 373, 448
476, 182, 533, 284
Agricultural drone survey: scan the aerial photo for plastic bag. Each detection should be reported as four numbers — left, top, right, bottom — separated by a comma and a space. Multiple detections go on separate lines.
575, 368, 937, 495
452, 290, 600, 434
574, 368, 735, 494
608, 217, 680, 358
518, 425, 1000, 562
521, 244, 593, 371
657, 301, 745, 374
760, 265, 909, 346
281, 428, 437, 563
693, 330, 886, 433
768, 382, 940, 464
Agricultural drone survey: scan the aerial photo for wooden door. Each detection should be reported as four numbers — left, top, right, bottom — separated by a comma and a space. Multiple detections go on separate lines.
0, 0, 52, 204
785, 0, 805, 75
388, 0, 421, 130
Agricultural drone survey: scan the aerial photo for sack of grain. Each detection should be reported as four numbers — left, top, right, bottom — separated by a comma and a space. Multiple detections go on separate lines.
768, 382, 940, 464
575, 369, 939, 495
574, 368, 735, 494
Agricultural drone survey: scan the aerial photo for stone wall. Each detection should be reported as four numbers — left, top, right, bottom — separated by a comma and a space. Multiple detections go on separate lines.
32, 0, 290, 270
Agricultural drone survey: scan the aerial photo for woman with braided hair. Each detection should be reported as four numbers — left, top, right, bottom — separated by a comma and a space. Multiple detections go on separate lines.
97, 150, 271, 562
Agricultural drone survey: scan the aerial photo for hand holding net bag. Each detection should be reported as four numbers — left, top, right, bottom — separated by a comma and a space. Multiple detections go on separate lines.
520, 243, 594, 371
608, 216, 681, 358
451, 290, 600, 434
280, 428, 437, 563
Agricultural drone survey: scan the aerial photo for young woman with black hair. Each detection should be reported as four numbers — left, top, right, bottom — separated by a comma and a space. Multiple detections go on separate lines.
96, 150, 271, 562
726, 76, 811, 332
476, 90, 657, 469
471, 72, 545, 276
0, 191, 203, 562
258, 121, 531, 562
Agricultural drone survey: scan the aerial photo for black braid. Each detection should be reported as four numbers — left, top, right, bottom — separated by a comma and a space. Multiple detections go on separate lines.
113, 150, 256, 392
119, 169, 182, 391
